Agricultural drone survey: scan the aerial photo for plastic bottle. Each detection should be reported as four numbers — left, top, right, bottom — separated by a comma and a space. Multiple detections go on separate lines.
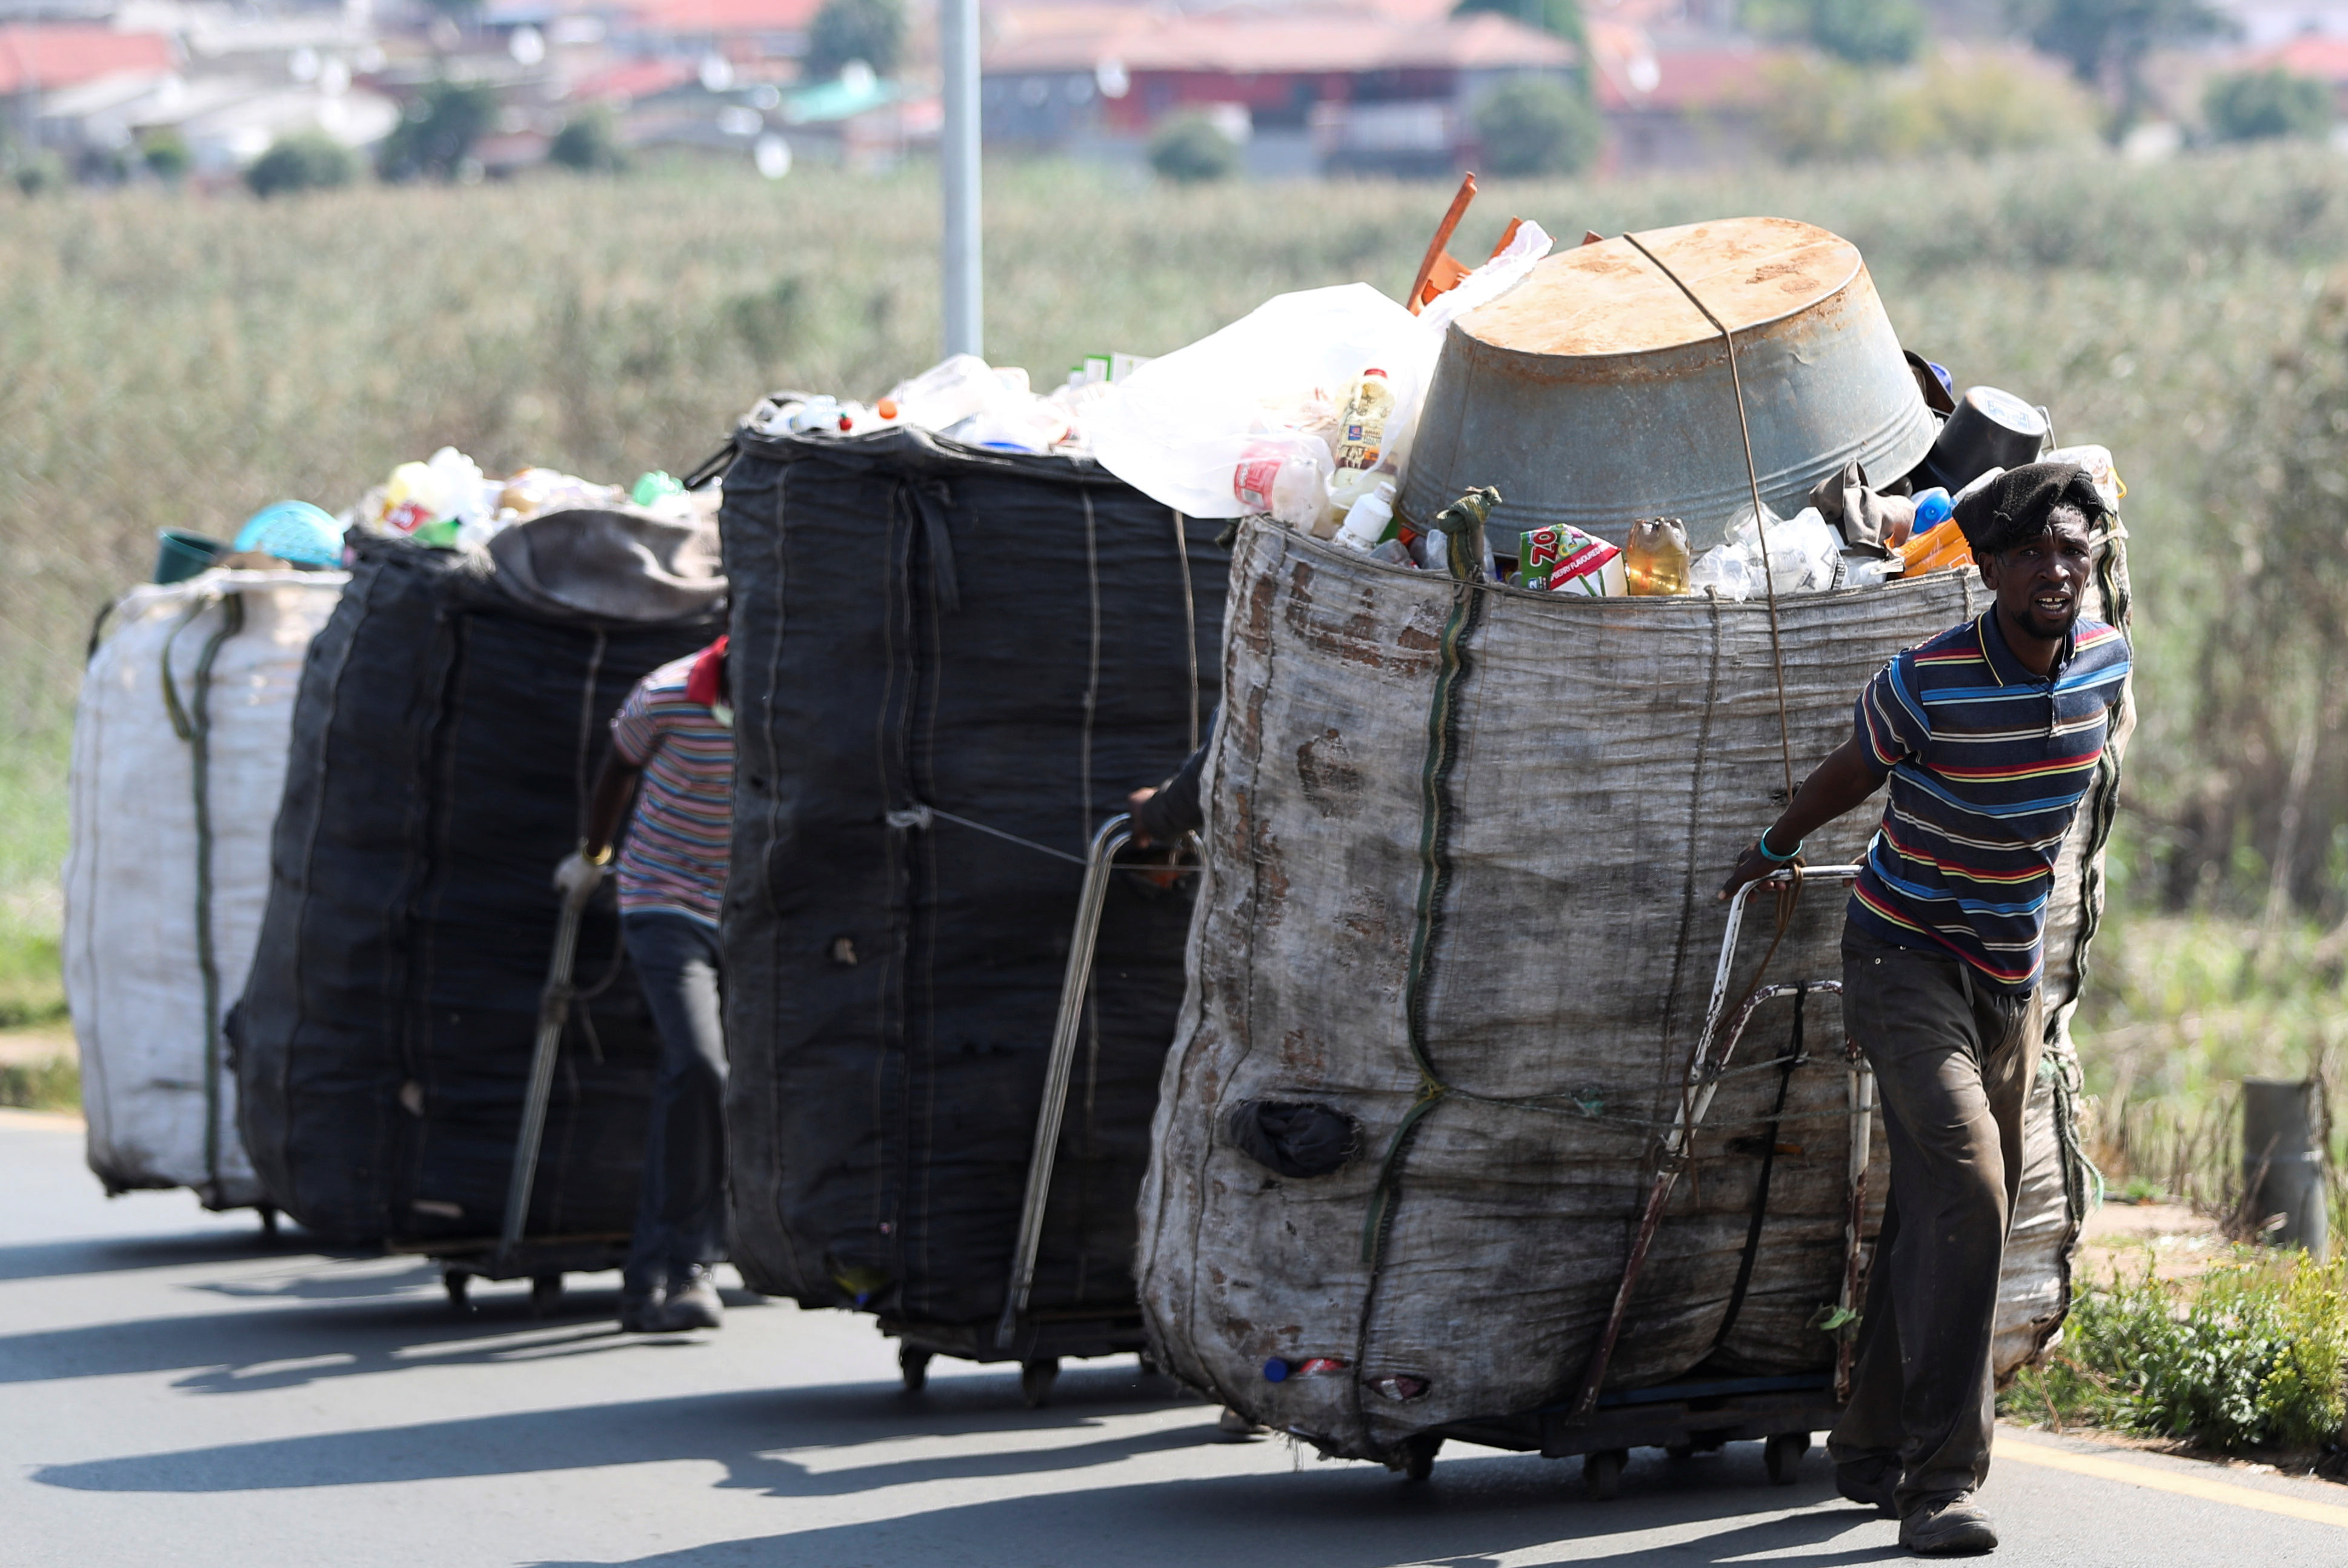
1233, 434, 1334, 533
1900, 519, 1977, 577
1334, 482, 1397, 551
884, 354, 1001, 431
1332, 368, 1395, 477
1911, 487, 1954, 534
1623, 517, 1691, 596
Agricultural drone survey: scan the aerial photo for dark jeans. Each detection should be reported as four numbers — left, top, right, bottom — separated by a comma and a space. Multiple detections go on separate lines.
621, 911, 729, 1294
1829, 926, 2041, 1514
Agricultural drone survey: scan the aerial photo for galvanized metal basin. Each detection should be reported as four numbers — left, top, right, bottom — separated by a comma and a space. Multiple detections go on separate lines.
1400, 217, 1938, 553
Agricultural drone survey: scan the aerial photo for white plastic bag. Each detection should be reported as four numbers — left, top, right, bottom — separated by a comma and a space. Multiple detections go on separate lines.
1417, 220, 1554, 341
1091, 284, 1438, 518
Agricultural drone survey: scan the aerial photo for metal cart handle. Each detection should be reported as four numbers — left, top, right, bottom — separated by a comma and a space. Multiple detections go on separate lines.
498, 871, 598, 1269
996, 813, 1133, 1348
1568, 863, 1861, 1417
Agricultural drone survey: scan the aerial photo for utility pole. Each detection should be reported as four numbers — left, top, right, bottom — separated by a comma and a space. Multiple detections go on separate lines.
939, 0, 982, 358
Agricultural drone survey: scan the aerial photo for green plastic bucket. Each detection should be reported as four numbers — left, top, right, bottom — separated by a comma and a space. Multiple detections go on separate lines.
154, 528, 226, 584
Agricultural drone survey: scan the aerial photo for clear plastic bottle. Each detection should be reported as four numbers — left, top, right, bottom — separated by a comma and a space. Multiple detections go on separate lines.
1232, 433, 1334, 533
1332, 368, 1395, 477
1623, 517, 1691, 595
883, 354, 1002, 431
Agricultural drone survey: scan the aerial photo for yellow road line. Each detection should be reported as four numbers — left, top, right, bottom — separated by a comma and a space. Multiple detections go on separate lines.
1998, 1433, 2348, 1530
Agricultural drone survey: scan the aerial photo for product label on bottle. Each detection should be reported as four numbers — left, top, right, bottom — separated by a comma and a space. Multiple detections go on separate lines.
381, 499, 436, 536
1520, 525, 1621, 594
1232, 450, 1285, 513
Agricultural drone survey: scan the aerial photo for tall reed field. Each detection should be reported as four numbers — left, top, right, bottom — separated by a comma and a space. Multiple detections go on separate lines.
7, 145, 2348, 1169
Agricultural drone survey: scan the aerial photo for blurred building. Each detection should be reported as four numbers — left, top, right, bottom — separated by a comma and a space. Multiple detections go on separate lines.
1585, 15, 1789, 172
980, 2, 1576, 175
2213, 0, 2348, 48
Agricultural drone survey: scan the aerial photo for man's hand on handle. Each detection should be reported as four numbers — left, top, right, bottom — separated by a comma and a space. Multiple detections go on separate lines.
553, 848, 609, 901
1716, 734, 1886, 903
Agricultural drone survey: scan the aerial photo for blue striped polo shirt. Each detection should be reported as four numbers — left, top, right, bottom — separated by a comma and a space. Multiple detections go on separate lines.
1847, 610, 2130, 992
610, 654, 734, 925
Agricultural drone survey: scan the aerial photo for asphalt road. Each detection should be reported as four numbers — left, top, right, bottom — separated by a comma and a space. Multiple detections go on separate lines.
8, 1110, 2348, 1567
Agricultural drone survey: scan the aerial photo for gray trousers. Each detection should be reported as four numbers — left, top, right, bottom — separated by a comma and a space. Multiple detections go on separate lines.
621, 911, 730, 1293
1829, 926, 2042, 1513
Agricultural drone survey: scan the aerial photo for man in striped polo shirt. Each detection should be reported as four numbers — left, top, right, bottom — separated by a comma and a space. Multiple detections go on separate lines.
558, 636, 736, 1334
1720, 463, 2130, 1556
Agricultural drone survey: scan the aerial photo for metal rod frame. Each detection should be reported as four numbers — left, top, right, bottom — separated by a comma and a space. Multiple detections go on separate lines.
1569, 865, 1862, 1416
996, 813, 1132, 1347
498, 875, 597, 1269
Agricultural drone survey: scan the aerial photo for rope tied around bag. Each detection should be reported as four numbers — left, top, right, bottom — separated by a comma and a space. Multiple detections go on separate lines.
161, 588, 247, 1203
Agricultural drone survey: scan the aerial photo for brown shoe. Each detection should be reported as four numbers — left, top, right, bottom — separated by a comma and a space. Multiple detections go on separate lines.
1900, 1493, 1998, 1556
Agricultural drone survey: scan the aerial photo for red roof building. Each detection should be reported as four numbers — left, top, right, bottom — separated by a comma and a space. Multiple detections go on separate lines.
981, 4, 1576, 174
0, 25, 176, 97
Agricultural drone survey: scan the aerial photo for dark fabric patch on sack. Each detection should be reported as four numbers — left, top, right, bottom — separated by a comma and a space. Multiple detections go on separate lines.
1225, 1100, 1361, 1178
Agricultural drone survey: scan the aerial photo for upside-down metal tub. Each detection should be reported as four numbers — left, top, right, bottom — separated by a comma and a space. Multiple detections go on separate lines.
1400, 216, 1938, 553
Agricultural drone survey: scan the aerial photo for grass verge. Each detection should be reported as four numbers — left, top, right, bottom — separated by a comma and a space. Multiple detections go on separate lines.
2004, 1250, 2348, 1470
0, 1052, 78, 1112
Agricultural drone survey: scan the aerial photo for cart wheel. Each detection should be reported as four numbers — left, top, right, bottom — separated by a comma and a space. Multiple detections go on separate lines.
1763, 1430, 1811, 1486
444, 1270, 473, 1316
1666, 1443, 1695, 1461
530, 1274, 565, 1317
1583, 1448, 1628, 1501
900, 1347, 932, 1393
1400, 1435, 1442, 1483
1019, 1358, 1060, 1409
257, 1205, 281, 1243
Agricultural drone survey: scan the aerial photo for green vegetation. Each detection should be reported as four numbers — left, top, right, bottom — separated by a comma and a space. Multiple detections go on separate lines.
804, 0, 906, 81
2004, 1254, 2348, 1455
139, 130, 191, 184
2204, 68, 2335, 145
550, 106, 630, 174
1472, 78, 1603, 178
1744, 0, 1927, 65
2019, 0, 2230, 130
0, 927, 65, 1031
1146, 115, 1241, 183
12, 150, 65, 197
376, 80, 500, 182
246, 133, 359, 199
1762, 55, 2100, 163
0, 1052, 78, 1112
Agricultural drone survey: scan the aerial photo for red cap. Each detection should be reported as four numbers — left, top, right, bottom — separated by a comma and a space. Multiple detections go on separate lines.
684, 636, 729, 708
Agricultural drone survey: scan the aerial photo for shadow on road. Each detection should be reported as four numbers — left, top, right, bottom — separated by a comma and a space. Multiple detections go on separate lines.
31, 1372, 1212, 1496
505, 1451, 1906, 1568
0, 1252, 768, 1391
0, 1228, 323, 1285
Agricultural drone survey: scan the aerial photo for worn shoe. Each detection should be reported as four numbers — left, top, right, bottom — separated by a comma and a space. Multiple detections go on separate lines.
617, 1287, 665, 1334
1834, 1460, 1898, 1518
1900, 1493, 1998, 1556
659, 1269, 725, 1330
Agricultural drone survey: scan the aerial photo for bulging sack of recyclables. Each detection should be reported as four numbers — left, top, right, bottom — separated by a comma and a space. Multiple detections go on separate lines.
65, 570, 347, 1208
1137, 517, 2130, 1462
236, 511, 723, 1243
